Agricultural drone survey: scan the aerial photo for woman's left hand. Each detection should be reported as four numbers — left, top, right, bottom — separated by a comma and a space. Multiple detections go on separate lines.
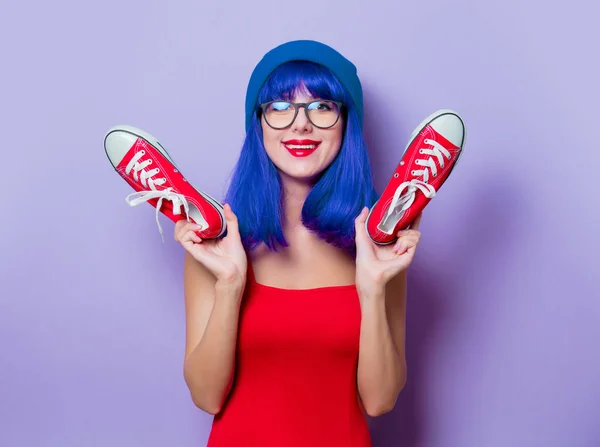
354, 207, 422, 297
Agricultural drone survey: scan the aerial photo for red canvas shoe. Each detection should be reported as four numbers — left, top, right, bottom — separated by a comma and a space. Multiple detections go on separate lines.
366, 109, 466, 245
104, 125, 226, 241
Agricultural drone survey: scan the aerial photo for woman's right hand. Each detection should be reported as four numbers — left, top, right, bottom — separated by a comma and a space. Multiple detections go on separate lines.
174, 204, 248, 286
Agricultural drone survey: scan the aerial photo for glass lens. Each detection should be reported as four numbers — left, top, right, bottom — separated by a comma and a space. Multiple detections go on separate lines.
263, 100, 340, 128
307, 100, 340, 128
263, 101, 295, 128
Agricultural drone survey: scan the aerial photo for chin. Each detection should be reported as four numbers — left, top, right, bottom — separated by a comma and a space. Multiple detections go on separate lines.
269, 148, 339, 184
277, 162, 325, 183
281, 168, 321, 183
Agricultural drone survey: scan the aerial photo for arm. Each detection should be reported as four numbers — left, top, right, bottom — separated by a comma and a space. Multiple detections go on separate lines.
356, 270, 408, 417
182, 252, 245, 415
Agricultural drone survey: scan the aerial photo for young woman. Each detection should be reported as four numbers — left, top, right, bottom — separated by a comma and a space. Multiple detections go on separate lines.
174, 40, 422, 447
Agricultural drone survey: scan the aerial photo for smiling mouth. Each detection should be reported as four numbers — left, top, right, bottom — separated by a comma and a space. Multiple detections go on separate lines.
283, 141, 321, 157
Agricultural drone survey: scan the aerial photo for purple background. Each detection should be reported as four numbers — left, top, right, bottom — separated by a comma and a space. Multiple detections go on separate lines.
1, 0, 598, 446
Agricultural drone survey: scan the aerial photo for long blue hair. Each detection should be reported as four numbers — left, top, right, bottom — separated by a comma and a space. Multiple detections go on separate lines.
224, 61, 378, 255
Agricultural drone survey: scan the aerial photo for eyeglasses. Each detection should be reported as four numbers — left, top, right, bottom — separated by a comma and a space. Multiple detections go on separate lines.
259, 100, 344, 130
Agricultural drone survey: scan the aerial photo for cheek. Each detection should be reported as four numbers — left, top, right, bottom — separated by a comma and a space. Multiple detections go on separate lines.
266, 136, 284, 159
261, 122, 281, 156
326, 128, 344, 156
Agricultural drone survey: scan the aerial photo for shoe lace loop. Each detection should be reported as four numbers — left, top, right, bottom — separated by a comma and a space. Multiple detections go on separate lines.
123, 151, 207, 241
378, 138, 450, 234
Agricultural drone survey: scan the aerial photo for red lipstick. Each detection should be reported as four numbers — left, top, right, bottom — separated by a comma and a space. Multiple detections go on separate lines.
282, 139, 321, 158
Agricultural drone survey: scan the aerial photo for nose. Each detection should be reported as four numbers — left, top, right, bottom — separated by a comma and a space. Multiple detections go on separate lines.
291, 105, 312, 132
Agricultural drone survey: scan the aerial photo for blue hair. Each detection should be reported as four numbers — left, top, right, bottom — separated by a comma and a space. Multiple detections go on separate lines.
224, 61, 378, 255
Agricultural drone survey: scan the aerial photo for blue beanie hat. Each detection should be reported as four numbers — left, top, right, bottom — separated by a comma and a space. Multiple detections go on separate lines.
244, 40, 364, 131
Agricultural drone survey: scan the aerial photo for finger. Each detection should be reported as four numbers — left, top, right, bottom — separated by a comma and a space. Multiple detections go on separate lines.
175, 222, 203, 242
396, 233, 420, 246
396, 228, 421, 239
393, 238, 408, 255
174, 219, 187, 233
394, 235, 419, 254
409, 213, 423, 231
355, 206, 369, 223
354, 207, 369, 233
176, 219, 203, 232
223, 203, 240, 236
353, 207, 371, 245
392, 245, 417, 269
181, 230, 202, 244
174, 220, 188, 241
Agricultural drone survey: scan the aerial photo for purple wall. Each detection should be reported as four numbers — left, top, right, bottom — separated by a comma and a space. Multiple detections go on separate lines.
1, 0, 598, 446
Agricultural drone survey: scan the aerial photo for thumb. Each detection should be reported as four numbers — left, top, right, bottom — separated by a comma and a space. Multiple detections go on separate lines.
223, 203, 240, 235
354, 207, 371, 246
354, 206, 369, 229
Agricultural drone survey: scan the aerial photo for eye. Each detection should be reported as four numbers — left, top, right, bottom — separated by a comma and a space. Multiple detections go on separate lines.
308, 101, 332, 111
309, 100, 339, 113
270, 101, 292, 111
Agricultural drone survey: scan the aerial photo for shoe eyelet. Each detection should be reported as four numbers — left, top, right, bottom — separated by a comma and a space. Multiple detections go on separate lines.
174, 169, 178, 173
411, 170, 416, 175
399, 161, 404, 166
394, 173, 399, 178
139, 150, 145, 155
147, 159, 152, 164
419, 149, 424, 154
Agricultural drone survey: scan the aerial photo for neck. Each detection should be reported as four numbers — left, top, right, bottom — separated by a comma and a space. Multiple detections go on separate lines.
279, 172, 314, 229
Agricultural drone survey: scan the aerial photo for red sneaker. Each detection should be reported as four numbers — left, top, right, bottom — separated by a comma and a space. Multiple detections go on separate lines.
366, 110, 466, 245
104, 125, 226, 241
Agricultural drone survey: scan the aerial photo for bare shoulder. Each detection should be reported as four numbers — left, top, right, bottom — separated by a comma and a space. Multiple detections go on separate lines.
183, 252, 217, 360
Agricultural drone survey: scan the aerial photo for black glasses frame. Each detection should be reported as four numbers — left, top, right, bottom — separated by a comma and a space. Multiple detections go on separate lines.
258, 100, 344, 130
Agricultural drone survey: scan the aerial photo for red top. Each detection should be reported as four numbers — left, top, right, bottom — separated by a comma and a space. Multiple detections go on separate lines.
206, 264, 372, 447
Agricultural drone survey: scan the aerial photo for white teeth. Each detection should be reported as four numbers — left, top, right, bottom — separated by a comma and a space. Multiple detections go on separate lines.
285, 144, 317, 149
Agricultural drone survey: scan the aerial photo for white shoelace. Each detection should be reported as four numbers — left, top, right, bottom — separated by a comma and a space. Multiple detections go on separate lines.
382, 139, 451, 231
123, 150, 204, 241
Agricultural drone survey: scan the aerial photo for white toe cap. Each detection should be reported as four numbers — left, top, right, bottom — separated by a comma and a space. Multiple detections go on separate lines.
104, 127, 140, 167
429, 112, 465, 148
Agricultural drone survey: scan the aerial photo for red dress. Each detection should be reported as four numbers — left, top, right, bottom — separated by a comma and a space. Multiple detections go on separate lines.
206, 264, 372, 447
